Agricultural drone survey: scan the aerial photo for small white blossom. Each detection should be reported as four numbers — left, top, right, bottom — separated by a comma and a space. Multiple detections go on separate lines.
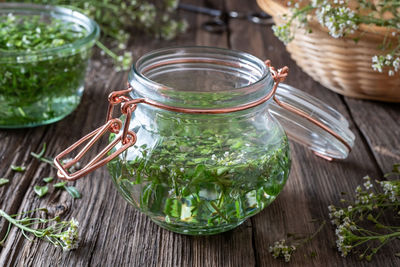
269, 239, 296, 262
59, 218, 80, 251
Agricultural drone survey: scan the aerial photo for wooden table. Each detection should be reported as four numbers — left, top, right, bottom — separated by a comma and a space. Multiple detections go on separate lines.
1, 0, 399, 266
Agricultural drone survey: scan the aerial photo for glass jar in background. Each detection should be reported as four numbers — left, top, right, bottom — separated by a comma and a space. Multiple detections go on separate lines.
54, 47, 355, 235
0, 3, 99, 128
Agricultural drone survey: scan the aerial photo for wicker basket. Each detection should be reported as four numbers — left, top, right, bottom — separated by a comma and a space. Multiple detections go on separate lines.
257, 0, 400, 102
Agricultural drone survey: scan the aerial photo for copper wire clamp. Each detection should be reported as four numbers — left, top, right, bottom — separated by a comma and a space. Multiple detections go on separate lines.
54, 60, 351, 181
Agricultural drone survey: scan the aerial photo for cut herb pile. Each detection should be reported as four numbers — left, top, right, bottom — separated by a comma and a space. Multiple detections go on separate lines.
0, 14, 91, 127
108, 115, 290, 234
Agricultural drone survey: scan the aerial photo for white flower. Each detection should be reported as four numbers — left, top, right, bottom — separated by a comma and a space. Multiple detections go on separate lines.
347, 205, 352, 212
59, 218, 79, 251
363, 180, 373, 190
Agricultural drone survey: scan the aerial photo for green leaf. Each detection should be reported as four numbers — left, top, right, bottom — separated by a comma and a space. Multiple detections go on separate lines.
65, 186, 81, 199
0, 178, 9, 186
43, 177, 54, 183
53, 182, 67, 189
31, 143, 47, 159
11, 165, 26, 172
216, 167, 230, 176
34, 185, 48, 198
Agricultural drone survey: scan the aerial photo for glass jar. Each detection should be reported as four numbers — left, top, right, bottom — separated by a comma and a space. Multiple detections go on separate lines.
0, 3, 99, 128
55, 47, 355, 235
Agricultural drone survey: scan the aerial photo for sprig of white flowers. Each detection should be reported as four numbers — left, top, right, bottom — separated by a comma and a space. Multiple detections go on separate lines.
0, 208, 80, 251
270, 163, 400, 262
272, 0, 400, 76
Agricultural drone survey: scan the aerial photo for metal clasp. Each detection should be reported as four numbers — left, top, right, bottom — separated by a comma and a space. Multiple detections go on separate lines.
54, 87, 138, 181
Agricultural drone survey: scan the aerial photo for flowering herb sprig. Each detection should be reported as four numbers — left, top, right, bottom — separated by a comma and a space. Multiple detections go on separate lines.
270, 163, 400, 262
269, 220, 326, 262
0, 208, 79, 251
329, 164, 400, 260
272, 0, 400, 76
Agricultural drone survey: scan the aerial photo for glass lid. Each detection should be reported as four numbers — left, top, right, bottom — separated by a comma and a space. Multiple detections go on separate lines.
270, 83, 355, 160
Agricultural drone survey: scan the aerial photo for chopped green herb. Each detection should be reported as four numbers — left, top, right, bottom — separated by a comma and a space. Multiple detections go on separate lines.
107, 114, 291, 234
65, 186, 81, 199
0, 14, 90, 127
34, 185, 48, 198
0, 178, 9, 186
31, 143, 56, 168
11, 165, 26, 172
53, 182, 67, 189
31, 143, 46, 159
43, 177, 54, 183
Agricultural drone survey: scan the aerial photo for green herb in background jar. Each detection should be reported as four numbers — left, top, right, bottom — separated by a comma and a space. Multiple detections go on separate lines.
16, 0, 188, 45
0, 4, 99, 128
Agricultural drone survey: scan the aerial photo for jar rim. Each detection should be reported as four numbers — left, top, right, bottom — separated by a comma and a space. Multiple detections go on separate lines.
129, 46, 274, 109
0, 3, 100, 63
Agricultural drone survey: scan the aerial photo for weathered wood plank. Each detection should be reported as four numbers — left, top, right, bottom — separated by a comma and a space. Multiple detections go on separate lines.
2, 0, 399, 266
227, 0, 399, 266
0, 0, 256, 266
344, 98, 400, 173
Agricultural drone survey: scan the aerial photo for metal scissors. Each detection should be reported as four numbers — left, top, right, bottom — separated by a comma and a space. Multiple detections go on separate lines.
178, 3, 274, 33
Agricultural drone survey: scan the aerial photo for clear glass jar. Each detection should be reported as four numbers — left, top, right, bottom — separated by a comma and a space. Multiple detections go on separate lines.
107, 48, 291, 234
0, 3, 99, 128
55, 47, 355, 236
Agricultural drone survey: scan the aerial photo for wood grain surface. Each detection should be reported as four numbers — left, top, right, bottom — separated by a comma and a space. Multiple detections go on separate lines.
0, 0, 399, 266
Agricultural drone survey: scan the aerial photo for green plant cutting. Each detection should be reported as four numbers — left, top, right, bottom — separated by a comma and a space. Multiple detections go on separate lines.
272, 0, 400, 76
0, 208, 79, 251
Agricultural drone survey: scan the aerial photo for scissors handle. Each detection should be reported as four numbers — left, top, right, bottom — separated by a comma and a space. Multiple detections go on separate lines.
178, 3, 274, 33
178, 3, 222, 17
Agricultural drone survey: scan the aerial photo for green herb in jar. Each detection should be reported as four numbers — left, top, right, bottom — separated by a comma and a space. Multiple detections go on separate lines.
108, 118, 290, 235
0, 13, 91, 128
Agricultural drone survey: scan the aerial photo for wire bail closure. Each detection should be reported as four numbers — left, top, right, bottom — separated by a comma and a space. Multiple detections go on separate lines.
54, 60, 351, 181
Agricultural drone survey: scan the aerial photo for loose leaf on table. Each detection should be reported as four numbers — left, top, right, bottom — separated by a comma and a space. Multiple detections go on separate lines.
31, 143, 46, 159
11, 165, 26, 172
0, 178, 9, 186
53, 182, 67, 189
65, 186, 81, 199
34, 185, 48, 198
31, 143, 55, 168
43, 177, 54, 183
